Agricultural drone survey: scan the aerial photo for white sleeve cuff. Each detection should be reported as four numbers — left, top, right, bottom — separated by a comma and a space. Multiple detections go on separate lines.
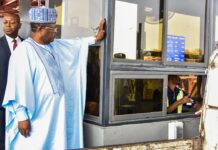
84, 37, 95, 45
16, 107, 29, 121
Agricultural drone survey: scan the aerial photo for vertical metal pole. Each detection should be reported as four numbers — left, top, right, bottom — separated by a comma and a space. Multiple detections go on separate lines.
38, 0, 41, 7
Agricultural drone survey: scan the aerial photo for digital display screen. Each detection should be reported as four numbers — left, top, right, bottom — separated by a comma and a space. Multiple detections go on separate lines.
167, 35, 185, 62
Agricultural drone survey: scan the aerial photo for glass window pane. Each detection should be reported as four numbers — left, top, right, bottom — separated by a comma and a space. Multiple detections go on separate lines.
113, 0, 163, 62
85, 46, 101, 116
114, 78, 163, 115
167, 0, 206, 63
51, 0, 103, 38
144, 0, 163, 62
114, 1, 138, 60
167, 75, 203, 114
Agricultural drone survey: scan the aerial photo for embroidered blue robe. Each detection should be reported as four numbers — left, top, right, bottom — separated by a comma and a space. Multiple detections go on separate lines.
2, 37, 95, 150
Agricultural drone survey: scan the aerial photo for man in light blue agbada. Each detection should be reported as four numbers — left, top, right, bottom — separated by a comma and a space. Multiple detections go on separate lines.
2, 7, 105, 150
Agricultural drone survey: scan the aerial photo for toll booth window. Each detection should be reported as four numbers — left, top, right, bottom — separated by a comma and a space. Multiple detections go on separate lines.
113, 0, 163, 62
167, 0, 206, 63
85, 46, 101, 116
114, 79, 163, 115
167, 75, 203, 114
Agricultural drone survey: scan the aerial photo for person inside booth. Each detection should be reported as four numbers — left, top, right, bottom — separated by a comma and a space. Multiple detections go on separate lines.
167, 75, 192, 114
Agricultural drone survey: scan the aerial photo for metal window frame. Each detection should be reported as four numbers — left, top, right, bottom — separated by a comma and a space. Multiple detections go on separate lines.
163, 0, 209, 68
110, 0, 210, 69
212, 0, 217, 55
110, 0, 162, 67
109, 71, 168, 123
108, 71, 206, 124
84, 0, 108, 124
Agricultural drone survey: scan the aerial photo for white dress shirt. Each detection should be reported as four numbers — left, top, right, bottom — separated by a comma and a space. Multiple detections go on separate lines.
5, 35, 22, 53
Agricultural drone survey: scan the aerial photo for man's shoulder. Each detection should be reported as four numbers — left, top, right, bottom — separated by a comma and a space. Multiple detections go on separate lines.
0, 36, 6, 42
0, 36, 7, 49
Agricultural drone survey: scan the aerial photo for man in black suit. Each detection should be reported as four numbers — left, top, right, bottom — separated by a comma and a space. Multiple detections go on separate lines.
0, 13, 22, 150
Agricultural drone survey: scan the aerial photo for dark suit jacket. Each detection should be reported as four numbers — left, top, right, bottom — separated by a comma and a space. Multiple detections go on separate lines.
0, 35, 24, 107
0, 35, 11, 150
0, 36, 11, 107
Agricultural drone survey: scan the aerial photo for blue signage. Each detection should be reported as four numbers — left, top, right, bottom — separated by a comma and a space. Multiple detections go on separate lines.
167, 35, 185, 62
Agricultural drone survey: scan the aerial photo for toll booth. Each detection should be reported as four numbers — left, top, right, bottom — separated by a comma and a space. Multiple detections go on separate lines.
0, 0, 217, 148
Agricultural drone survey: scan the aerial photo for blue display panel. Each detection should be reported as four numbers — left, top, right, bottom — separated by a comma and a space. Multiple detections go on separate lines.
167, 35, 185, 62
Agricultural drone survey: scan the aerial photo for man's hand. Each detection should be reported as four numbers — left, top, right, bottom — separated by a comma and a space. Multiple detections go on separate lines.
181, 96, 191, 104
95, 19, 106, 43
18, 119, 31, 138
195, 107, 202, 116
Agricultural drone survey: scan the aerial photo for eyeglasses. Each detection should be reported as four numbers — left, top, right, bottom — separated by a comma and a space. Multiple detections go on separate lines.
43, 26, 58, 33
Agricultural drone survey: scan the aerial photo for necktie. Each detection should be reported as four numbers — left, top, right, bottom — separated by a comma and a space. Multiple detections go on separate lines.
13, 39, 17, 50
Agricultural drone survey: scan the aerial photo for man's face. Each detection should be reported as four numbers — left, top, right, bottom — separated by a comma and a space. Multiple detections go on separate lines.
3, 14, 21, 38
40, 24, 57, 44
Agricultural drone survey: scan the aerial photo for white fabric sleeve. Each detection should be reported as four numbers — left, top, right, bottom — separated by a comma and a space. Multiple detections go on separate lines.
15, 106, 29, 121
83, 37, 96, 45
